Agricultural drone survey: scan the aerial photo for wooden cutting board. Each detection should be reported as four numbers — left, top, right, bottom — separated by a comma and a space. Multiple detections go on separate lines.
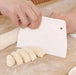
0, 0, 76, 75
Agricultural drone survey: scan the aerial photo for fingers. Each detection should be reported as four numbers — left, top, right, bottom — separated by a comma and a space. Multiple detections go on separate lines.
30, 2, 42, 28
28, 8, 39, 29
23, 5, 38, 29
22, 2, 42, 29
8, 12, 19, 26
31, 6, 42, 28
8, 1, 42, 29
16, 6, 29, 28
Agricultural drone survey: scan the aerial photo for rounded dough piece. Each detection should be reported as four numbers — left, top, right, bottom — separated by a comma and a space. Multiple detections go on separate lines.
17, 49, 31, 63
68, 67, 76, 75
11, 52, 23, 65
6, 55, 15, 67
22, 48, 37, 61
28, 47, 46, 57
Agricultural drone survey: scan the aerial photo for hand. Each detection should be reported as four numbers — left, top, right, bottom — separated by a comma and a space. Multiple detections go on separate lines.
0, 0, 42, 29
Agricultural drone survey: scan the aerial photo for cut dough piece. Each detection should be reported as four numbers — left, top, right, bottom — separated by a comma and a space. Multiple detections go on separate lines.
0, 28, 19, 50
22, 48, 37, 61
11, 51, 23, 65
28, 47, 46, 57
6, 55, 15, 67
17, 49, 31, 63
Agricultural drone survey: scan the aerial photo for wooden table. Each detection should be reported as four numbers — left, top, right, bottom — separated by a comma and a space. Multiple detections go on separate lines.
0, 0, 76, 75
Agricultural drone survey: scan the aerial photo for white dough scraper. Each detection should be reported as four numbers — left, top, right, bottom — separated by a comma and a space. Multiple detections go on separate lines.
17, 16, 67, 58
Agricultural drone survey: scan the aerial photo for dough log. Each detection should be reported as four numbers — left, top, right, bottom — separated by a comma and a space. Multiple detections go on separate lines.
0, 28, 19, 50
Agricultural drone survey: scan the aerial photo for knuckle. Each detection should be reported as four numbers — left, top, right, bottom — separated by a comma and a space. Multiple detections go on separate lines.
30, 23, 35, 29
30, 23, 38, 29
24, 22, 29, 26
23, 21, 29, 27
26, 22, 29, 25
35, 26, 39, 29
23, 23, 27, 27
30, 26, 35, 29
32, 17, 37, 22
35, 25, 39, 29
36, 24, 40, 29
21, 25, 26, 28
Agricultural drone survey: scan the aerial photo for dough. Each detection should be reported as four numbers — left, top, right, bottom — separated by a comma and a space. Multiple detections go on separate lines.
0, 28, 19, 50
6, 47, 46, 67
28, 47, 46, 57
17, 49, 31, 63
11, 51, 23, 65
68, 67, 76, 75
22, 48, 37, 61
6, 55, 15, 67
70, 34, 76, 38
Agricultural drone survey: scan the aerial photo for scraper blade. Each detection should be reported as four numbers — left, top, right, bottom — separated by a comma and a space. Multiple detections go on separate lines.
17, 16, 67, 58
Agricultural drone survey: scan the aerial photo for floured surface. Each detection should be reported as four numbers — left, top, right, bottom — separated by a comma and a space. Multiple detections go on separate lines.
0, 37, 76, 75
0, 0, 76, 75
